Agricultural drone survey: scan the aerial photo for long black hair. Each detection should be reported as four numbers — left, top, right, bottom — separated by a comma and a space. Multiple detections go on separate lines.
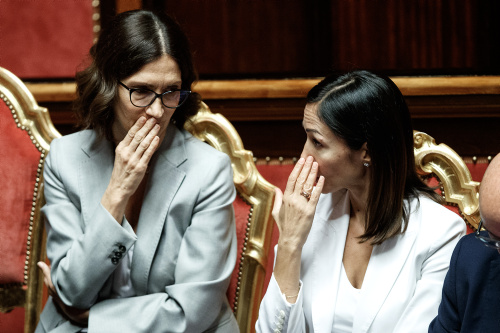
308, 70, 440, 244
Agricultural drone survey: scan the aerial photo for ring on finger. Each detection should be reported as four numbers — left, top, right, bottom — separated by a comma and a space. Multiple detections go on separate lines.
300, 190, 311, 200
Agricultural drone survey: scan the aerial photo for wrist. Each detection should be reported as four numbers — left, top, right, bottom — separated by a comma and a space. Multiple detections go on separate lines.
277, 238, 304, 254
101, 188, 129, 223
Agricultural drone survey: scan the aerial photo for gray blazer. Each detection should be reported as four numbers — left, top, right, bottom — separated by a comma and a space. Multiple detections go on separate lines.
35, 124, 239, 333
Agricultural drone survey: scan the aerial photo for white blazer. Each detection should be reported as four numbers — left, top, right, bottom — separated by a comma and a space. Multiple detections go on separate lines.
256, 190, 465, 333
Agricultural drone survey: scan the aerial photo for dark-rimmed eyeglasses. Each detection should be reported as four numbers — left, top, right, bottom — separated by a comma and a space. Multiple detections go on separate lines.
475, 220, 500, 250
118, 81, 191, 109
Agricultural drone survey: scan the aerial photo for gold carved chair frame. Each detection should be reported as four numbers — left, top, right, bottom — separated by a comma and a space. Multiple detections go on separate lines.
414, 130, 481, 230
0, 67, 60, 332
185, 102, 275, 333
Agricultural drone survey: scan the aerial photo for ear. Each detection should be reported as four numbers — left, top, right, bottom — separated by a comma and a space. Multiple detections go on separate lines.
361, 142, 371, 164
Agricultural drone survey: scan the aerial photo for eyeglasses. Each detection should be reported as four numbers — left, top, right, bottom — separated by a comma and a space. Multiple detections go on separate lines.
475, 220, 500, 250
118, 81, 191, 109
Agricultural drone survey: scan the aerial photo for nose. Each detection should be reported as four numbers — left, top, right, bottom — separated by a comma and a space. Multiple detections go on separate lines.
145, 97, 164, 119
301, 142, 312, 160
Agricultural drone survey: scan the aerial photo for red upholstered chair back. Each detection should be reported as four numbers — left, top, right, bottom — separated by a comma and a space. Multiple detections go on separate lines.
0, 67, 60, 333
184, 102, 275, 333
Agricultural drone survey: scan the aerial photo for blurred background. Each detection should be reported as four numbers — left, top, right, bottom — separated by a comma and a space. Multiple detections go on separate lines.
1, 0, 499, 158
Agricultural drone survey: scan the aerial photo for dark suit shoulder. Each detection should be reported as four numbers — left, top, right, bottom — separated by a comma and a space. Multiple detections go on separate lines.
452, 232, 498, 273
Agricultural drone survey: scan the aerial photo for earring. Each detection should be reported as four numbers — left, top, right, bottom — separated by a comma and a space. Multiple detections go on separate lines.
363, 162, 370, 167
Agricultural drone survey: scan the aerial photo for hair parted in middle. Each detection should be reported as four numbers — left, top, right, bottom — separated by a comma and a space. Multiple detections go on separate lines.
74, 10, 201, 141
307, 70, 441, 245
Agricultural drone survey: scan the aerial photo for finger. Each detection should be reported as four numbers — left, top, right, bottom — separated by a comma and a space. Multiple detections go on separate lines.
295, 156, 314, 193
308, 175, 325, 205
284, 157, 305, 195
37, 261, 55, 295
133, 123, 160, 157
121, 116, 147, 146
137, 135, 160, 168
37, 261, 51, 281
302, 161, 318, 194
128, 118, 158, 151
272, 187, 284, 222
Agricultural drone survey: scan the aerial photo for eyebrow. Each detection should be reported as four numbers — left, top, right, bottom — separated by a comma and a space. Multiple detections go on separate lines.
302, 121, 322, 135
304, 128, 322, 136
127, 81, 182, 90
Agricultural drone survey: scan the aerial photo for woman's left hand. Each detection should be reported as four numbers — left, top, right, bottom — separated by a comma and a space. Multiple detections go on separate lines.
37, 262, 90, 326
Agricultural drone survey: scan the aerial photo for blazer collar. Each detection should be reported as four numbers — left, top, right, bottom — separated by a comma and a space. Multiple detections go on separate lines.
131, 124, 187, 294
309, 192, 419, 333
310, 191, 350, 333
353, 198, 419, 333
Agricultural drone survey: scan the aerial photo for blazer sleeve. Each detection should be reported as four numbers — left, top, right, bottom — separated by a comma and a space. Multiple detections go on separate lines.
42, 138, 137, 308
427, 238, 463, 333
87, 152, 238, 333
255, 246, 307, 333
392, 205, 466, 333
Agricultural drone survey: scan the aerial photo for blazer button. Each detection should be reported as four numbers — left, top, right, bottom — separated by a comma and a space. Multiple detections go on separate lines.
111, 258, 119, 265
113, 251, 123, 259
279, 310, 285, 319
118, 245, 126, 253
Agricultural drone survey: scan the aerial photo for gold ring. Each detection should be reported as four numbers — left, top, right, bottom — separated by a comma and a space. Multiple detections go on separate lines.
300, 190, 311, 199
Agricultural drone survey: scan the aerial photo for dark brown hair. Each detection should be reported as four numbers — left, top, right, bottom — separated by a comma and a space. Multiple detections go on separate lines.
307, 70, 441, 245
74, 10, 200, 141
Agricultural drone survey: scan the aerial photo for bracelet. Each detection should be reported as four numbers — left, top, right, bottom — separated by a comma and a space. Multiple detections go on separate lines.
284, 286, 300, 299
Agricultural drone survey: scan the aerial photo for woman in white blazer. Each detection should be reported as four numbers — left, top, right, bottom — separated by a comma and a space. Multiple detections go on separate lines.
35, 10, 239, 333
256, 71, 465, 333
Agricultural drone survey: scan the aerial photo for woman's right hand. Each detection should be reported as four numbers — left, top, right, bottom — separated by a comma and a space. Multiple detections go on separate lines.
101, 116, 160, 222
37, 262, 89, 326
272, 156, 324, 302
273, 156, 324, 251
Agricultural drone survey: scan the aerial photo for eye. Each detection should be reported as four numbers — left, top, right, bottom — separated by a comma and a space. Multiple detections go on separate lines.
312, 138, 322, 147
134, 88, 151, 95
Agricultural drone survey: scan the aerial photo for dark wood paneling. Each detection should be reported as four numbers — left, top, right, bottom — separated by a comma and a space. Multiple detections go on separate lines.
132, 0, 500, 78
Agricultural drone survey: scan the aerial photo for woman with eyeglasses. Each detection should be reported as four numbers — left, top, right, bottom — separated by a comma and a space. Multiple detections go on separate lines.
256, 71, 466, 333
35, 10, 239, 333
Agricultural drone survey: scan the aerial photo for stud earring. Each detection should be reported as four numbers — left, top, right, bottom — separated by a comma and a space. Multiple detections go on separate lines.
363, 162, 370, 167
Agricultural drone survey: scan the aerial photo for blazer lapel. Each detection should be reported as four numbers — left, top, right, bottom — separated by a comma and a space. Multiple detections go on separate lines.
352, 199, 420, 333
310, 191, 350, 333
79, 132, 115, 226
131, 124, 187, 295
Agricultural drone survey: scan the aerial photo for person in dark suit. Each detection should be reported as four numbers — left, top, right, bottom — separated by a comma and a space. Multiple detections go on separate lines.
428, 153, 500, 333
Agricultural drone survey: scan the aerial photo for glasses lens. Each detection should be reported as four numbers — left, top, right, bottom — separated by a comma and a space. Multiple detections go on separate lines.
131, 89, 156, 107
476, 234, 500, 249
162, 90, 190, 108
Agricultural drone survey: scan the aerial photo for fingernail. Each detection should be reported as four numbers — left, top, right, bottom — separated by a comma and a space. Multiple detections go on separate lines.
298, 157, 305, 164
154, 124, 160, 130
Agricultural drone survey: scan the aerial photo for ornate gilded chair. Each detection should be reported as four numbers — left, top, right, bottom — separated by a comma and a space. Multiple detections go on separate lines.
185, 102, 275, 333
0, 67, 60, 333
414, 131, 481, 231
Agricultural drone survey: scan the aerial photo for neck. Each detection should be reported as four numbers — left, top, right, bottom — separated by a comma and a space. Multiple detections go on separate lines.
347, 184, 370, 229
